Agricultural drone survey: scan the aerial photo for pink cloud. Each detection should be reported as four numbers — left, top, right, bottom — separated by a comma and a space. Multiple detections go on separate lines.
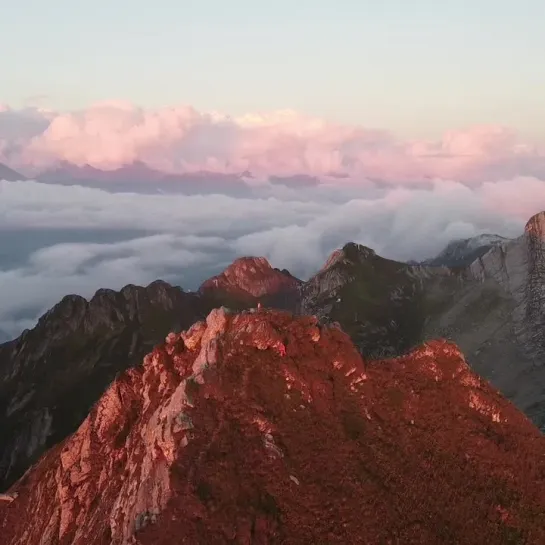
0, 103, 544, 183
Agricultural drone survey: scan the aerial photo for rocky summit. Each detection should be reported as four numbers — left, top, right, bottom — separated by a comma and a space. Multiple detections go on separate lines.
2, 309, 545, 545
199, 256, 301, 310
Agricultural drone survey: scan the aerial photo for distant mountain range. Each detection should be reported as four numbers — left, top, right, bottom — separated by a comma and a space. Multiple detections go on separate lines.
0, 163, 26, 182
34, 161, 255, 195
422, 233, 510, 267
0, 160, 323, 193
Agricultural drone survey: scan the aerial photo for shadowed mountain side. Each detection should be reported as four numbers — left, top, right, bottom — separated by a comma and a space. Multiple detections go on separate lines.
0, 259, 300, 491
302, 213, 545, 430
0, 281, 210, 490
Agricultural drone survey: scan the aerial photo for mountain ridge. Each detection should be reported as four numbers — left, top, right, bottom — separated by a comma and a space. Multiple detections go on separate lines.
422, 233, 510, 267
0, 280, 211, 489
34, 161, 254, 195
0, 163, 27, 182
2, 308, 545, 544
0, 211, 544, 493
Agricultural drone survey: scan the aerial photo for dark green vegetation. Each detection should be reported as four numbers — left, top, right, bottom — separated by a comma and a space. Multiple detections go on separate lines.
302, 243, 461, 358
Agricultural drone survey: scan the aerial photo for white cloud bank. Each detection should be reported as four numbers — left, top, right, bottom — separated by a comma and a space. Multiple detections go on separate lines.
0, 103, 544, 183
0, 176, 543, 340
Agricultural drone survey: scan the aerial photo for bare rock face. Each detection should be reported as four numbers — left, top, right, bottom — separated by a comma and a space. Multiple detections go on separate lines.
302, 243, 374, 301
468, 211, 545, 362
199, 257, 301, 308
525, 212, 545, 357
2, 309, 545, 544
526, 211, 545, 239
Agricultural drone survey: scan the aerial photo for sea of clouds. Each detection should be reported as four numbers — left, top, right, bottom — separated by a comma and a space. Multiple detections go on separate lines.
1, 102, 544, 340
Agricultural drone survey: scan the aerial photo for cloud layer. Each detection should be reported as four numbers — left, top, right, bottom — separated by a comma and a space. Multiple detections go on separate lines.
1, 103, 545, 183
1, 101, 544, 339
1, 176, 544, 340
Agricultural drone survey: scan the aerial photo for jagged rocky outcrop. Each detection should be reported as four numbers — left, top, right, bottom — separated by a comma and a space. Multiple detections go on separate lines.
0, 264, 300, 492
1, 309, 545, 544
0, 280, 210, 490
468, 212, 545, 361
526, 212, 545, 353
454, 212, 545, 426
199, 256, 301, 310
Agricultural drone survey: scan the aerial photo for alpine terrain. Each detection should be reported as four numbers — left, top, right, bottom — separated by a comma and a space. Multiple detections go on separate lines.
0, 211, 544, 544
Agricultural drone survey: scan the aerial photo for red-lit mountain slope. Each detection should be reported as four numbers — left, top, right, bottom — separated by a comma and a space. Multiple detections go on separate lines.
1, 309, 544, 544
199, 256, 301, 309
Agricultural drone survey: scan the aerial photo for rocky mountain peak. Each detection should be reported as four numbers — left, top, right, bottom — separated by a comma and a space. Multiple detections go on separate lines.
2, 309, 545, 544
525, 211, 545, 240
324, 242, 377, 269
342, 241, 377, 260
465, 210, 545, 368
36, 294, 89, 329
199, 256, 301, 300
227, 256, 274, 274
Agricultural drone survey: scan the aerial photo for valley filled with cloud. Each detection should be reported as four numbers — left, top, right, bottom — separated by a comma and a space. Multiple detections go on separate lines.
1, 173, 544, 340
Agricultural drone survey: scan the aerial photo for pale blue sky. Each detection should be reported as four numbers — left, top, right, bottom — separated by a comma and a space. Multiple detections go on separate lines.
1, 0, 544, 138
